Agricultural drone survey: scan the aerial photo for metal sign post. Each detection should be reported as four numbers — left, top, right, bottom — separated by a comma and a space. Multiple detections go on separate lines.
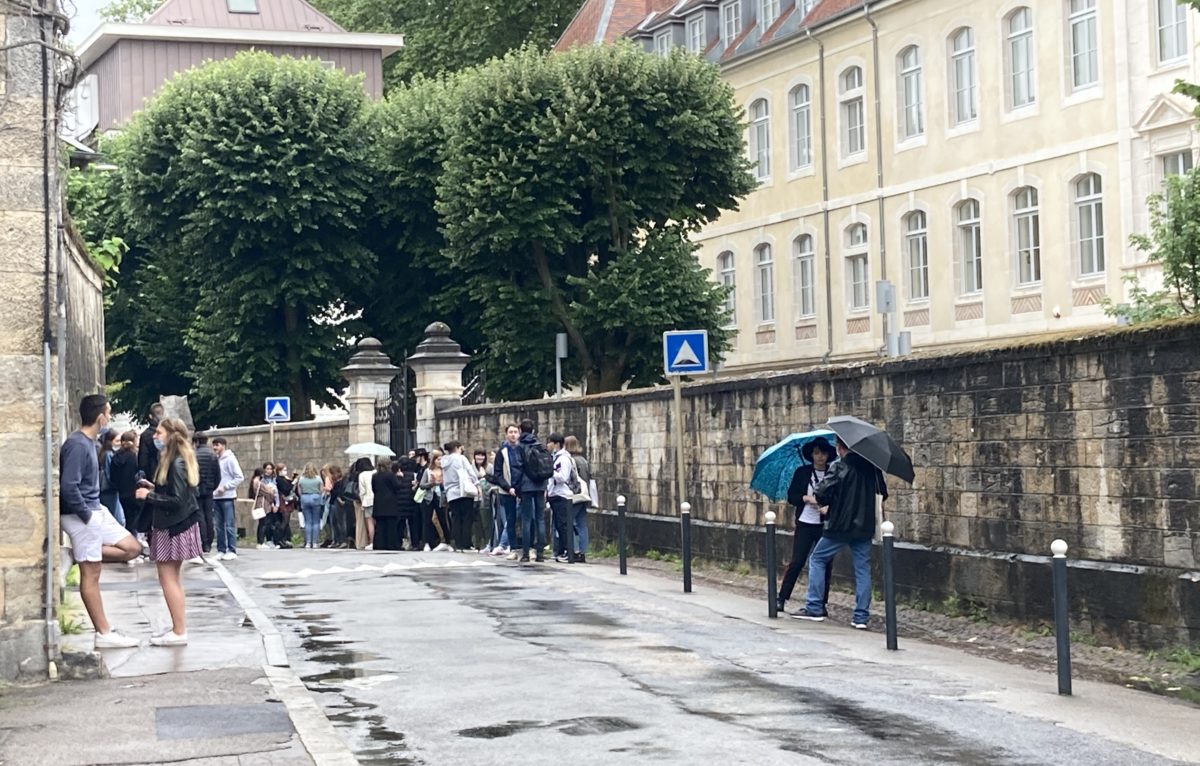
555, 333, 568, 399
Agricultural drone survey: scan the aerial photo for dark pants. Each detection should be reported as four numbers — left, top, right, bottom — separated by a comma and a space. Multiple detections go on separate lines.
330, 501, 347, 545
499, 493, 517, 548
422, 501, 446, 548
449, 497, 475, 550
374, 515, 402, 550
120, 495, 140, 537
549, 496, 573, 558
401, 512, 421, 550
517, 491, 545, 559
257, 511, 285, 545
344, 501, 357, 545
197, 495, 214, 552
779, 521, 832, 606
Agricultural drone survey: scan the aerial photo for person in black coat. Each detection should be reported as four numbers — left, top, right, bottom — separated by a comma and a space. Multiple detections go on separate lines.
777, 438, 835, 614
371, 458, 405, 551
111, 431, 142, 537
192, 435, 221, 554
394, 458, 421, 551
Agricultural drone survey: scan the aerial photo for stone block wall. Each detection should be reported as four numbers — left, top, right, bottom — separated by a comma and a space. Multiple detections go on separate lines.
435, 320, 1200, 647
200, 417, 352, 496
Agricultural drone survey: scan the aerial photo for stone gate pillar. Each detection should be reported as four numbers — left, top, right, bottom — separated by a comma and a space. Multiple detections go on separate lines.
341, 338, 400, 446
406, 323, 469, 449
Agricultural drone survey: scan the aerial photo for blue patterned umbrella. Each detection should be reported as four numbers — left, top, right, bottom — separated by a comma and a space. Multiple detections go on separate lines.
750, 430, 837, 502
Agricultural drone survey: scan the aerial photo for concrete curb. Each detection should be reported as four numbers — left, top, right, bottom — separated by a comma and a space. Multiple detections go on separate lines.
211, 560, 360, 766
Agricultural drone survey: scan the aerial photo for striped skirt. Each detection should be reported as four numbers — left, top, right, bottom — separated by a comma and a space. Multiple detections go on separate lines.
150, 522, 203, 562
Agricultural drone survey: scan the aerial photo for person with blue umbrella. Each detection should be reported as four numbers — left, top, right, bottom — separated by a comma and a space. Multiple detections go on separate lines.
777, 437, 835, 615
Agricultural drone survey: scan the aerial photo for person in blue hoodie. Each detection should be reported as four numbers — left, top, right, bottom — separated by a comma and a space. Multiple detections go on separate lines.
490, 423, 522, 558
514, 419, 550, 563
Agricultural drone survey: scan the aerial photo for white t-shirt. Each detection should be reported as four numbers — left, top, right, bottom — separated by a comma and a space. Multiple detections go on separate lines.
359, 470, 376, 508
799, 467, 828, 524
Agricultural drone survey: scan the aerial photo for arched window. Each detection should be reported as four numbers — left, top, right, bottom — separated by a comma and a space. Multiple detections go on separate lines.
845, 223, 869, 309
1075, 174, 1105, 275
789, 84, 813, 170
718, 251, 737, 325
793, 234, 816, 318
839, 66, 865, 156
898, 46, 924, 139
1012, 187, 1041, 285
1069, 0, 1098, 89
956, 199, 983, 295
749, 98, 771, 180
950, 28, 977, 124
754, 244, 775, 323
904, 211, 929, 300
1006, 7, 1036, 108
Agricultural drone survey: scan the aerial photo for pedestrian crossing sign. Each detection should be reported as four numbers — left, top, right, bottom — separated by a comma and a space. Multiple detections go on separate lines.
663, 330, 710, 376
265, 396, 291, 423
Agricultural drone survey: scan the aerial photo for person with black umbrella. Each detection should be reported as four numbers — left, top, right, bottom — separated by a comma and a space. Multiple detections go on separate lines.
794, 436, 889, 628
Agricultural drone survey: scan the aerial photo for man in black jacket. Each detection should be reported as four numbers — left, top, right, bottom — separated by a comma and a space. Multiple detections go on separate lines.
193, 435, 221, 553
795, 437, 887, 629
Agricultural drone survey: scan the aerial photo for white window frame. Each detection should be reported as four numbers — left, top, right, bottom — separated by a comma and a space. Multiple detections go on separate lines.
654, 29, 672, 57
951, 28, 978, 125
227, 0, 259, 12
1075, 174, 1105, 276
1158, 0, 1188, 64
749, 98, 771, 180
846, 224, 870, 310
899, 46, 924, 139
1069, 0, 1099, 90
1007, 7, 1036, 109
686, 15, 706, 53
1161, 150, 1194, 181
794, 235, 817, 319
720, 0, 741, 48
839, 66, 866, 157
718, 251, 737, 326
956, 199, 983, 296
755, 244, 776, 324
1013, 187, 1041, 286
904, 211, 929, 301
760, 0, 780, 29
789, 84, 813, 170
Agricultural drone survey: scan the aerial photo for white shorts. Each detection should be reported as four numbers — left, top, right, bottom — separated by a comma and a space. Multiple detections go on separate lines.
62, 506, 132, 563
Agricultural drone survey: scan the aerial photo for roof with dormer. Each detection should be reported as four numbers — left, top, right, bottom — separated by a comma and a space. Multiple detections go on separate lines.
143, 0, 344, 32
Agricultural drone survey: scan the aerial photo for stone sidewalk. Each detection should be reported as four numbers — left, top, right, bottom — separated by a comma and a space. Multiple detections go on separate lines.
0, 559, 353, 766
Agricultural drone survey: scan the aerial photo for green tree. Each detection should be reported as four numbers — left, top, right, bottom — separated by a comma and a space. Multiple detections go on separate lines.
312, 0, 579, 88
434, 44, 752, 397
98, 0, 161, 23
1126, 168, 1200, 316
115, 52, 378, 424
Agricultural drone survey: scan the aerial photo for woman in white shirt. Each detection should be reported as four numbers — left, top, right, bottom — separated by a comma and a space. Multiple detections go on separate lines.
358, 459, 376, 551
440, 441, 480, 552
778, 438, 836, 615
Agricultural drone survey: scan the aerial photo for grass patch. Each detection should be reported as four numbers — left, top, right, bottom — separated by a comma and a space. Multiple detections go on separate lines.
1151, 647, 1200, 672
590, 541, 619, 559
1069, 630, 1099, 647
58, 610, 85, 636
65, 565, 79, 588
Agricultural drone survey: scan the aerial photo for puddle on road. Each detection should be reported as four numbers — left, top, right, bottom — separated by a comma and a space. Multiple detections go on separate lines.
458, 716, 642, 739
306, 648, 383, 666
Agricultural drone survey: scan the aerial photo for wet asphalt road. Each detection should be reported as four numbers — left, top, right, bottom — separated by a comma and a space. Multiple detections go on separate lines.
226, 548, 1189, 766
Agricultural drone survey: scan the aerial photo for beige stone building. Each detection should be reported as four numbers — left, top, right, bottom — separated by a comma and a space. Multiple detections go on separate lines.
565, 0, 1200, 371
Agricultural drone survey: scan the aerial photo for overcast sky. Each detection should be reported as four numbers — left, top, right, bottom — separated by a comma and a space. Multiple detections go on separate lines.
65, 0, 106, 44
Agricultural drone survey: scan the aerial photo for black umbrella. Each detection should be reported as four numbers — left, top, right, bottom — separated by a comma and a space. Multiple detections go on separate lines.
826, 415, 915, 484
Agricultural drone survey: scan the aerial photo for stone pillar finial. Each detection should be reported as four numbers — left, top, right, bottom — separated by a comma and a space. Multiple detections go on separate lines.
341, 337, 400, 447
406, 322, 470, 449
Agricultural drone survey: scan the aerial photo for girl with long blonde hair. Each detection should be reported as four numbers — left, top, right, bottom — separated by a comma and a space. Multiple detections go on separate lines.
134, 417, 201, 646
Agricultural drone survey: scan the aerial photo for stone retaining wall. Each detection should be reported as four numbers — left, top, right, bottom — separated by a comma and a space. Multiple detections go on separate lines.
200, 417, 352, 496
434, 320, 1200, 647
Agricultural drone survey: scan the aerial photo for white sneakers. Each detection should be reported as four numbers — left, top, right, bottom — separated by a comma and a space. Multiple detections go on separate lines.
423, 544, 432, 552
150, 631, 188, 646
434, 543, 452, 552
491, 546, 510, 557
216, 552, 238, 561
94, 629, 139, 649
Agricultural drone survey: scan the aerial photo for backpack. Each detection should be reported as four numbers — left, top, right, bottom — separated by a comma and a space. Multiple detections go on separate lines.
341, 474, 361, 503
522, 442, 555, 482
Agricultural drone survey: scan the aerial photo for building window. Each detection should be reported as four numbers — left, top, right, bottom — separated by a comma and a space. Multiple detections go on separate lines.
755, 244, 776, 323
1007, 7, 1036, 108
760, 0, 780, 28
794, 235, 816, 319
1069, 0, 1099, 89
721, 0, 741, 48
904, 211, 929, 300
655, 30, 672, 57
951, 28, 977, 124
798, 0, 816, 15
898, 46, 924, 139
1013, 186, 1041, 285
687, 16, 706, 53
718, 251, 737, 325
846, 224, 870, 310
227, 0, 259, 12
749, 98, 771, 179
789, 84, 812, 170
1075, 174, 1105, 276
840, 66, 865, 157
1158, 0, 1188, 64
956, 199, 983, 295
1162, 150, 1194, 180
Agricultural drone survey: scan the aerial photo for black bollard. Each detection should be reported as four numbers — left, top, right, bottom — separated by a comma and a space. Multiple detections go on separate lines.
765, 512, 778, 619
617, 495, 628, 575
681, 502, 692, 593
882, 520, 898, 650
1052, 539, 1072, 695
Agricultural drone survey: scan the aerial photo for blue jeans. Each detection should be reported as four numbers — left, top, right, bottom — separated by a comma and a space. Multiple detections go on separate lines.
517, 491, 545, 558
805, 533, 873, 624
498, 494, 517, 548
572, 502, 589, 554
214, 499, 237, 553
301, 495, 323, 547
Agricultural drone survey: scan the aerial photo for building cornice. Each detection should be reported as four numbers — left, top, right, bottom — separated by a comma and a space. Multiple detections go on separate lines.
75, 22, 405, 70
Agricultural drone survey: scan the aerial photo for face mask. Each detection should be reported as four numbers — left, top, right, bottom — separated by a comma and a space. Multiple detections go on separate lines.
153, 438, 164, 451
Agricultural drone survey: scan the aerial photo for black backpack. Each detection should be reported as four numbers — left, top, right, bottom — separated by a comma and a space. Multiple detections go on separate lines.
522, 442, 555, 482
341, 474, 361, 503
